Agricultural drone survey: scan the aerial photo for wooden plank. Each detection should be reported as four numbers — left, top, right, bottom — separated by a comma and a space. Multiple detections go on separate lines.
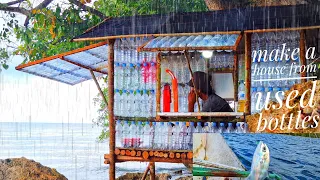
300, 30, 307, 82
141, 163, 151, 180
244, 33, 252, 115
244, 26, 320, 33
157, 112, 243, 117
156, 53, 162, 121
149, 162, 156, 180
233, 32, 243, 51
107, 39, 116, 180
234, 54, 239, 102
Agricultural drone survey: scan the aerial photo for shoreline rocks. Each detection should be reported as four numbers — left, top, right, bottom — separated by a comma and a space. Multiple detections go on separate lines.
0, 157, 67, 180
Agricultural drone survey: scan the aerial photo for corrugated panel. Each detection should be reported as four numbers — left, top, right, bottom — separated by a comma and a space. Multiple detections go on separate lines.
16, 43, 108, 85
144, 34, 239, 49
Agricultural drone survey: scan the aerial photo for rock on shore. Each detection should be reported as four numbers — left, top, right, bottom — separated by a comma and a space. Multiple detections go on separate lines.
0, 157, 67, 180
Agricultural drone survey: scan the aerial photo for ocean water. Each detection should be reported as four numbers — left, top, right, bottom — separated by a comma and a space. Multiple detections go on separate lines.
0, 122, 188, 180
223, 134, 320, 180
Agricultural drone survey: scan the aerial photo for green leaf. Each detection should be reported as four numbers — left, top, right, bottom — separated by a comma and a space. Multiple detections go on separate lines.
2, 64, 9, 70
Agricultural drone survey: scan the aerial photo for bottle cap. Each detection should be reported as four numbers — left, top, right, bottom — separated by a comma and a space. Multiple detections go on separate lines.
136, 63, 141, 67
236, 122, 240, 127
212, 122, 217, 127
228, 122, 233, 126
143, 90, 148, 94
136, 37, 141, 41
197, 122, 201, 126
129, 90, 134, 94
130, 63, 134, 67
268, 87, 273, 92
244, 123, 248, 127
117, 120, 121, 124
204, 122, 208, 126
167, 122, 171, 126
122, 90, 127, 93
183, 122, 186, 125
136, 89, 140, 93
175, 122, 179, 126
124, 121, 128, 124
252, 87, 257, 92
160, 122, 164, 125
153, 122, 156, 126
285, 87, 290, 91
143, 62, 148, 66
151, 62, 156, 66
150, 90, 155, 94
241, 94, 245, 98
115, 89, 119, 92
130, 37, 134, 41
220, 122, 224, 126
115, 62, 120, 66
138, 121, 142, 125
146, 121, 150, 125
122, 63, 126, 67
190, 122, 195, 126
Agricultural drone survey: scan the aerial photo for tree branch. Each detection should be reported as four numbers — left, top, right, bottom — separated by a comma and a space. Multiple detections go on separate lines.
34, 0, 54, 10
5, 0, 26, 6
0, 5, 30, 16
68, 0, 107, 19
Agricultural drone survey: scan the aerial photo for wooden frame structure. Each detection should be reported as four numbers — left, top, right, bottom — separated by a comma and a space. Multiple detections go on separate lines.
15, 8, 319, 179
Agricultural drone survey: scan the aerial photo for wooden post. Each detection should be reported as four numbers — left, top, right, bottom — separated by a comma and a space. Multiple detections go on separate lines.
244, 33, 252, 115
107, 39, 116, 180
141, 163, 151, 180
233, 53, 239, 102
149, 162, 155, 180
300, 30, 307, 82
156, 52, 161, 120
90, 70, 108, 108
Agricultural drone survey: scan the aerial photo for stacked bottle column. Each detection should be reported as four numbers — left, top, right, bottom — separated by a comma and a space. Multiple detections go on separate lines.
250, 31, 301, 114
114, 37, 157, 118
115, 120, 250, 150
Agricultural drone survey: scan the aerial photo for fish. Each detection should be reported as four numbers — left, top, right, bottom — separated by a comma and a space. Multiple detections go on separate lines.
246, 141, 270, 180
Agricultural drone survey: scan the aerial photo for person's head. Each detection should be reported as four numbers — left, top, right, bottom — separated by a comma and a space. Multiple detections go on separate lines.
187, 71, 213, 96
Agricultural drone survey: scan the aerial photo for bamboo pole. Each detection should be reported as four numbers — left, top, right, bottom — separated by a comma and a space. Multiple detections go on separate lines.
107, 39, 116, 180
156, 53, 161, 120
184, 51, 201, 113
90, 70, 108, 108
244, 26, 320, 33
149, 162, 155, 180
244, 33, 252, 115
141, 163, 151, 180
300, 30, 307, 82
142, 46, 234, 52
233, 54, 239, 102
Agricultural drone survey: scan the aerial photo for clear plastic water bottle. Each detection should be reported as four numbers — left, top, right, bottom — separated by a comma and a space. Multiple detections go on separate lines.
122, 121, 130, 147
153, 122, 161, 149
128, 63, 135, 87
127, 90, 135, 115
134, 90, 142, 117
171, 122, 180, 150
141, 90, 149, 117
160, 122, 168, 150
129, 121, 137, 148
122, 63, 128, 90
136, 121, 143, 148
116, 120, 122, 147
150, 122, 156, 148
195, 122, 202, 133
226, 122, 234, 133
203, 122, 210, 133
114, 63, 120, 90
149, 90, 156, 117
186, 122, 195, 150
179, 122, 188, 150
150, 62, 157, 89
210, 122, 218, 133
114, 89, 121, 116
244, 123, 249, 133
119, 90, 126, 117
141, 62, 148, 89
218, 122, 226, 133
235, 122, 243, 133
143, 122, 150, 148
167, 122, 173, 150
251, 87, 258, 114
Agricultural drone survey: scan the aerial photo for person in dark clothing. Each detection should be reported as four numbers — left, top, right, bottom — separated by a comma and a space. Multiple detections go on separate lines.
187, 71, 233, 112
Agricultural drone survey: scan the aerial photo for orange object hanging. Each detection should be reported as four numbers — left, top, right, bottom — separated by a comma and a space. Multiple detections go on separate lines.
165, 69, 178, 112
